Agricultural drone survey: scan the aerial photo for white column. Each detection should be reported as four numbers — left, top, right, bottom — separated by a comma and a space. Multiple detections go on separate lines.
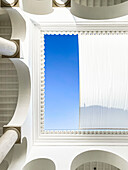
0, 37, 18, 57
114, 0, 121, 5
81, 0, 88, 6
108, 0, 114, 6
87, 0, 94, 7
94, 0, 101, 7
2, 0, 18, 6
20, 0, 53, 15
101, 0, 107, 6
75, 0, 80, 4
0, 129, 19, 164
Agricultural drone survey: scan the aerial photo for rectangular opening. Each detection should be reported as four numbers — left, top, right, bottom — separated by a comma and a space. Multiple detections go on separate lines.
44, 34, 79, 130
41, 32, 128, 132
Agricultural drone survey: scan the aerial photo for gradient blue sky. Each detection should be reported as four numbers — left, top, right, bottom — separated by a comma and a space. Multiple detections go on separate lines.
44, 35, 79, 130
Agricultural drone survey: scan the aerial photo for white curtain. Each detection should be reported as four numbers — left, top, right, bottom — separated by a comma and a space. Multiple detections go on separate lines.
79, 33, 128, 129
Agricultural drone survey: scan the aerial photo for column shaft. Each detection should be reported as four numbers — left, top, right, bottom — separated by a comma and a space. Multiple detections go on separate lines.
0, 38, 17, 56
0, 130, 18, 164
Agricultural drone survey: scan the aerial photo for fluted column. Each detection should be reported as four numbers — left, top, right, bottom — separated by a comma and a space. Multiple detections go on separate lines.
115, 0, 121, 4
94, 0, 101, 7
88, 0, 94, 7
80, 0, 88, 6
101, 0, 107, 6
0, 38, 18, 57
0, 128, 20, 164
108, 0, 114, 6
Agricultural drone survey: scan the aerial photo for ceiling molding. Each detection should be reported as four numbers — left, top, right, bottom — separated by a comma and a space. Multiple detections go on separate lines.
32, 21, 128, 32
30, 19, 128, 145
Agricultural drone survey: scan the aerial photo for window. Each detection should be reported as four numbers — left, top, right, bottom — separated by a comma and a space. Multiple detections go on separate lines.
44, 34, 79, 130
41, 31, 128, 132
79, 32, 128, 129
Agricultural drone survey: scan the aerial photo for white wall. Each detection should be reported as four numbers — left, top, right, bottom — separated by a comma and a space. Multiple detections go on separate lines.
24, 145, 128, 170
23, 158, 55, 170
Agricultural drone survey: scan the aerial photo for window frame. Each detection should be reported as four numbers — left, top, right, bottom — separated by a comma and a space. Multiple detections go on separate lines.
31, 19, 128, 146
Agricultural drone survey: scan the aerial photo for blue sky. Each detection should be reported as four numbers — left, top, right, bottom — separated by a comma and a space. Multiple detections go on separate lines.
44, 34, 79, 130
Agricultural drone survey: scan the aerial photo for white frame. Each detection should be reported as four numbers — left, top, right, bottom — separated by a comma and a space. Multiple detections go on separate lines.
31, 19, 128, 146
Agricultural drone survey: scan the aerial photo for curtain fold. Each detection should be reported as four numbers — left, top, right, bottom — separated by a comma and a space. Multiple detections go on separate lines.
79, 33, 128, 129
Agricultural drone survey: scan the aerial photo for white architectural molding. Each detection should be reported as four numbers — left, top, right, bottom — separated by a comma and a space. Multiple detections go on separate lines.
33, 22, 128, 32
71, 0, 128, 19
0, 129, 19, 164
31, 8, 128, 32
5, 59, 31, 127
71, 150, 128, 170
23, 158, 55, 170
30, 10, 128, 145
7, 8, 26, 41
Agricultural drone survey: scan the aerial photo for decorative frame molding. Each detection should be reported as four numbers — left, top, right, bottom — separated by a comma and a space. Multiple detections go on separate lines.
31, 18, 128, 145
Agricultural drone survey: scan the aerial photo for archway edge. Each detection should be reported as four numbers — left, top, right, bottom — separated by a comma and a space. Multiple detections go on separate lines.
71, 149, 128, 170
23, 158, 56, 170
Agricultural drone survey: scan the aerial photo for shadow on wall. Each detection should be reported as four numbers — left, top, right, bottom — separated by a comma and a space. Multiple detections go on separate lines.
71, 150, 128, 170
23, 158, 56, 170
0, 137, 27, 170
0, 160, 9, 170
0, 8, 26, 41
6, 59, 31, 127
76, 161, 120, 170
8, 137, 28, 170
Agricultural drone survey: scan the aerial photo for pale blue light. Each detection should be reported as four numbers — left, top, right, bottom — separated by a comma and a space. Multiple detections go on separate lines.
44, 35, 79, 130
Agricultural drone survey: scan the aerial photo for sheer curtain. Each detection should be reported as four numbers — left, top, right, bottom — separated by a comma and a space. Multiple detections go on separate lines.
79, 33, 128, 129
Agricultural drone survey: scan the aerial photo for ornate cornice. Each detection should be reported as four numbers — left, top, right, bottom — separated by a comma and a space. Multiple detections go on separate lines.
41, 129, 128, 135
32, 20, 128, 32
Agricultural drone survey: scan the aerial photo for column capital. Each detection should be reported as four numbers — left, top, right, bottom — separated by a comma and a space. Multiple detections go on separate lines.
2, 40, 20, 58
3, 127, 21, 144
1, 0, 18, 7
10, 40, 20, 58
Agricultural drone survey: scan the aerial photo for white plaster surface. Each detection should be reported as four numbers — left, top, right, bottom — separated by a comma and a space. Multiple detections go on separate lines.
0, 130, 18, 164
0, 38, 17, 56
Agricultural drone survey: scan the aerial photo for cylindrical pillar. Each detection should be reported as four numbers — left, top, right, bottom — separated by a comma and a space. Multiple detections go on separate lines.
108, 0, 114, 6
0, 129, 19, 164
88, 0, 94, 7
94, 0, 101, 7
1, 0, 18, 7
20, 0, 53, 15
0, 38, 18, 57
81, 0, 88, 6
